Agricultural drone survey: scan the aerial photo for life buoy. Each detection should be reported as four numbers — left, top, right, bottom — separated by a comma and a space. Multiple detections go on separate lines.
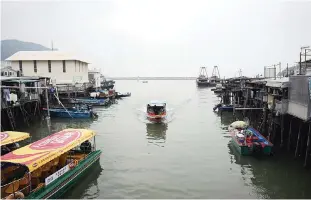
69, 160, 79, 169
74, 160, 79, 166
5, 191, 24, 199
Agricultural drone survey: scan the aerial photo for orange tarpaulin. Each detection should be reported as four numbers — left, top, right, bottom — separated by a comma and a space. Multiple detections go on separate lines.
0, 129, 95, 172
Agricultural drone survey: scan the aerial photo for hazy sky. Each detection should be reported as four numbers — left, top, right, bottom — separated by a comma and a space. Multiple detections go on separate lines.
1, 0, 311, 77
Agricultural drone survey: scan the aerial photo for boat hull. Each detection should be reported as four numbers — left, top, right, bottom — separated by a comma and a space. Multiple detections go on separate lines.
147, 114, 166, 123
72, 98, 108, 106
218, 106, 233, 112
26, 150, 102, 199
44, 109, 93, 118
230, 127, 273, 156
196, 80, 211, 87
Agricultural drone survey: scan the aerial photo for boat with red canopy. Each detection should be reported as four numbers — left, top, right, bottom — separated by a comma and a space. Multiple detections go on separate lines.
146, 101, 167, 123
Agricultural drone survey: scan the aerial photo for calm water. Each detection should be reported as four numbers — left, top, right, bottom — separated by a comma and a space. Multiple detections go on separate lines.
25, 80, 311, 199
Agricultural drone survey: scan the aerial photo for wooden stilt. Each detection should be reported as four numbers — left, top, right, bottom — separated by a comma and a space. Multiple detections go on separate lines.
280, 114, 284, 147
295, 123, 302, 158
287, 119, 292, 151
304, 123, 311, 168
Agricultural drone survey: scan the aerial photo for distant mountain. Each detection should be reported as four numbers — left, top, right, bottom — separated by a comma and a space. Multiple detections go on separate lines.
1, 39, 56, 60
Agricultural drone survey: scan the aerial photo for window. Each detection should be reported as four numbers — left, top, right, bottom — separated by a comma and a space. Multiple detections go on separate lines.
9, 72, 12, 76
48, 60, 51, 73
34, 60, 37, 73
63, 60, 66, 73
4, 72, 7, 76
19, 61, 23, 72
1, 72, 4, 76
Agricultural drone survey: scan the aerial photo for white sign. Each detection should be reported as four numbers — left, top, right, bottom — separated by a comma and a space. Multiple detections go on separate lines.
45, 164, 70, 186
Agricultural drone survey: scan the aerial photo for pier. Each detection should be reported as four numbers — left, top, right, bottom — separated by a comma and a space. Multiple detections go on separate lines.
216, 48, 311, 168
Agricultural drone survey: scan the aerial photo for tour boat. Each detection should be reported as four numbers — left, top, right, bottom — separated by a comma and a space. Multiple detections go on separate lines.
1, 131, 30, 156
228, 121, 273, 156
1, 129, 102, 199
146, 101, 167, 123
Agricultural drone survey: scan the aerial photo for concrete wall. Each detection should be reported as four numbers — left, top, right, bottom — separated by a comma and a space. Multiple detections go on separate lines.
11, 60, 88, 84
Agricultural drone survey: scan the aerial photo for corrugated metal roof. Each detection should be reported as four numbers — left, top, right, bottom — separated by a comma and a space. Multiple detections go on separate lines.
265, 77, 289, 88
5, 51, 89, 63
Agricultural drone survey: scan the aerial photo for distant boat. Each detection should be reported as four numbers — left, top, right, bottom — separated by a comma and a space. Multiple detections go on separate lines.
142, 81, 148, 83
146, 101, 166, 123
196, 67, 211, 87
115, 92, 131, 99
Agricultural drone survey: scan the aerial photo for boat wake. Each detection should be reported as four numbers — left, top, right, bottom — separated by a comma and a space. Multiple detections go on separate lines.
136, 106, 174, 124
135, 98, 191, 124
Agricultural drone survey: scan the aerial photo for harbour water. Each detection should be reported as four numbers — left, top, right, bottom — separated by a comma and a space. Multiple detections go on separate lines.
25, 80, 311, 198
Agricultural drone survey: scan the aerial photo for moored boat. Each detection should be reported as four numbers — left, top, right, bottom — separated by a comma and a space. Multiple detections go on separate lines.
115, 92, 131, 99
228, 121, 273, 156
1, 131, 30, 156
1, 129, 102, 199
196, 67, 211, 87
213, 104, 234, 112
67, 98, 109, 106
43, 105, 98, 119
146, 101, 167, 123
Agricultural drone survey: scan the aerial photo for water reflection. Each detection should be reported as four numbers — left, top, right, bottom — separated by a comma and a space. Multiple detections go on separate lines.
22, 118, 94, 142
63, 161, 103, 199
146, 123, 168, 146
227, 141, 311, 198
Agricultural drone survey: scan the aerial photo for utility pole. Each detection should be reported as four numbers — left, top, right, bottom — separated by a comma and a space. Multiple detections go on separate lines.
300, 46, 310, 75
51, 40, 54, 51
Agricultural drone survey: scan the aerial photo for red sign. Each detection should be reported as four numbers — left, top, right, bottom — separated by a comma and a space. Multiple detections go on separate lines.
30, 130, 82, 150
1, 132, 9, 141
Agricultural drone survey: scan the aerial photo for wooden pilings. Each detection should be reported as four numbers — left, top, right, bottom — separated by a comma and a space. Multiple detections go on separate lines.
295, 122, 302, 158
280, 114, 284, 147
304, 123, 311, 168
287, 119, 292, 151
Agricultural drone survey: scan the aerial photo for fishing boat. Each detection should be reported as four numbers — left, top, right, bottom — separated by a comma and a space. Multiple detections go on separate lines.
228, 121, 273, 156
213, 104, 234, 112
67, 98, 109, 106
1, 129, 102, 199
115, 92, 131, 99
146, 101, 167, 123
196, 67, 211, 87
1, 131, 30, 156
43, 105, 98, 119
90, 89, 115, 99
212, 83, 223, 94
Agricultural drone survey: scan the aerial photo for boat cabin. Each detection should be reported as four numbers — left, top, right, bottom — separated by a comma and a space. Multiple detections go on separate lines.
147, 101, 166, 115
1, 131, 30, 156
1, 129, 99, 199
